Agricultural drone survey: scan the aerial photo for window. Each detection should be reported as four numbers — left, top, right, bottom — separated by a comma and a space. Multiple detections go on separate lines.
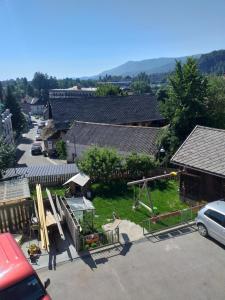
0, 275, 46, 300
204, 209, 225, 227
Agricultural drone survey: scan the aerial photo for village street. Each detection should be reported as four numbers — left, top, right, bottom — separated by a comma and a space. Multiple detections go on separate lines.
16, 119, 65, 167
38, 230, 225, 300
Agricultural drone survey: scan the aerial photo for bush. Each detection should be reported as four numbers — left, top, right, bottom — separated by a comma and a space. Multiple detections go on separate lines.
125, 152, 157, 177
78, 146, 158, 182
0, 138, 16, 178
55, 140, 67, 159
78, 146, 122, 183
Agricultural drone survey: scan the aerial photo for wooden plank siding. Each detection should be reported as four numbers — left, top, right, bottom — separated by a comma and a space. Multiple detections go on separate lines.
0, 200, 34, 233
180, 169, 225, 202
59, 197, 80, 252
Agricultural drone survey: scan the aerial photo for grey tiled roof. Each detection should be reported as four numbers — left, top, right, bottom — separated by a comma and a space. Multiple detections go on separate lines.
171, 126, 225, 178
48, 95, 164, 129
3, 164, 78, 180
65, 121, 161, 155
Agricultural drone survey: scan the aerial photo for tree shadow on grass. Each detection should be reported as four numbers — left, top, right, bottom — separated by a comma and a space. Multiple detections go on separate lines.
149, 179, 174, 191
91, 180, 132, 198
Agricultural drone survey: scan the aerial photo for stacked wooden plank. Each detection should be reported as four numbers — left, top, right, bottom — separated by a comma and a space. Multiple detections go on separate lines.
36, 184, 50, 252
46, 189, 65, 240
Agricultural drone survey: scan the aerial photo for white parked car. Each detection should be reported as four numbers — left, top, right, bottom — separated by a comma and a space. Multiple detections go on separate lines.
196, 200, 225, 245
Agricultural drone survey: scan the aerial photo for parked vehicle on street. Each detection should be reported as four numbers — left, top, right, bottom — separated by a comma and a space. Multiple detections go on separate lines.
39, 120, 46, 128
196, 200, 225, 245
0, 233, 51, 300
31, 143, 42, 155
36, 134, 42, 141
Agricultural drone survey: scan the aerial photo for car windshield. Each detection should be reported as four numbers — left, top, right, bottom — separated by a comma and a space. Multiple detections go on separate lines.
0, 274, 46, 300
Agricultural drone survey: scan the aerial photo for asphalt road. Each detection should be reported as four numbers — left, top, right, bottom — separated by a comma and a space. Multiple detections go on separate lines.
16, 120, 64, 167
38, 230, 225, 300
16, 125, 49, 166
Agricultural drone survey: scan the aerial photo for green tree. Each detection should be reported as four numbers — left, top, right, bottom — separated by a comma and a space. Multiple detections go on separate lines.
0, 138, 16, 178
159, 58, 209, 156
207, 76, 225, 129
4, 86, 26, 134
56, 140, 67, 159
125, 152, 157, 177
78, 146, 122, 182
26, 84, 35, 97
131, 72, 152, 94
156, 87, 168, 102
131, 80, 152, 94
95, 84, 124, 96
48, 76, 59, 89
32, 72, 49, 95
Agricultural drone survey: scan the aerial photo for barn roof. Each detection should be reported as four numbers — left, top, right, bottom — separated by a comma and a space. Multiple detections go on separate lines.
46, 95, 164, 130
171, 125, 225, 178
65, 121, 161, 156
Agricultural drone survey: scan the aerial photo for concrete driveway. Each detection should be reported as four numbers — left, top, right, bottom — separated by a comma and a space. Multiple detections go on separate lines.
38, 229, 225, 300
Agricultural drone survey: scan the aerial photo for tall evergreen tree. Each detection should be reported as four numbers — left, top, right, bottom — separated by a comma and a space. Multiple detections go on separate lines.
4, 86, 26, 134
207, 76, 225, 129
159, 58, 209, 156
0, 137, 16, 178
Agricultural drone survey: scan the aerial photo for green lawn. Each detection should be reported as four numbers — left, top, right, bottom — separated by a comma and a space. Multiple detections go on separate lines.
92, 180, 189, 230
30, 186, 66, 200
30, 180, 190, 232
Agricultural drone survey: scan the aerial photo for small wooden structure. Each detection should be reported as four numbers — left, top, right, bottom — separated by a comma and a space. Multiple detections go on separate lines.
0, 178, 33, 233
65, 196, 95, 232
63, 173, 90, 196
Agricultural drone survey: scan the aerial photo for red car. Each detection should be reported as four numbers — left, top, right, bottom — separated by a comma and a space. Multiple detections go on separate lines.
0, 233, 51, 300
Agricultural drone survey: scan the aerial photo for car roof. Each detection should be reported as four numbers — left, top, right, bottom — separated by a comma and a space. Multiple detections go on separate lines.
0, 233, 34, 290
205, 200, 225, 214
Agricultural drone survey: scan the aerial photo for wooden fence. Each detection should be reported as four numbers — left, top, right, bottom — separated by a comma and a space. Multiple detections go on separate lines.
142, 204, 204, 234
59, 197, 80, 252
25, 173, 76, 187
0, 200, 34, 233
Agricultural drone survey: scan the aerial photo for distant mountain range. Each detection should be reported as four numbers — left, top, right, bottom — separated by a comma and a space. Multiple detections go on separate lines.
92, 50, 225, 78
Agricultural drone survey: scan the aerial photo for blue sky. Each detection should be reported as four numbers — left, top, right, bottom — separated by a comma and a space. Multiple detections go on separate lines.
1, 0, 225, 80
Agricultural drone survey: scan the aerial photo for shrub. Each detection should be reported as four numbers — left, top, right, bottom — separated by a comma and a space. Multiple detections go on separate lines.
55, 140, 67, 159
125, 152, 157, 177
77, 146, 122, 183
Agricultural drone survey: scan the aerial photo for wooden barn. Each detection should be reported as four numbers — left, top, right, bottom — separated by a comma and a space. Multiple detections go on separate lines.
171, 126, 225, 202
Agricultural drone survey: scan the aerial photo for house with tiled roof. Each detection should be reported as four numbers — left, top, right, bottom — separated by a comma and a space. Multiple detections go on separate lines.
30, 97, 46, 115
45, 94, 165, 129
171, 125, 225, 202
64, 121, 161, 162
43, 94, 165, 156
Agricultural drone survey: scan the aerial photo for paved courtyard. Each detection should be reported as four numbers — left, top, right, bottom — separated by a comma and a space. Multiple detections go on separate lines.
38, 229, 225, 300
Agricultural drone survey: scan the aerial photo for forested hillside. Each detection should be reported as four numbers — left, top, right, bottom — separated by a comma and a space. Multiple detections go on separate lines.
198, 50, 225, 74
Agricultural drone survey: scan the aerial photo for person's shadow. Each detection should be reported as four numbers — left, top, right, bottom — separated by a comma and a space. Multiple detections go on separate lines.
48, 246, 57, 270
120, 233, 132, 256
